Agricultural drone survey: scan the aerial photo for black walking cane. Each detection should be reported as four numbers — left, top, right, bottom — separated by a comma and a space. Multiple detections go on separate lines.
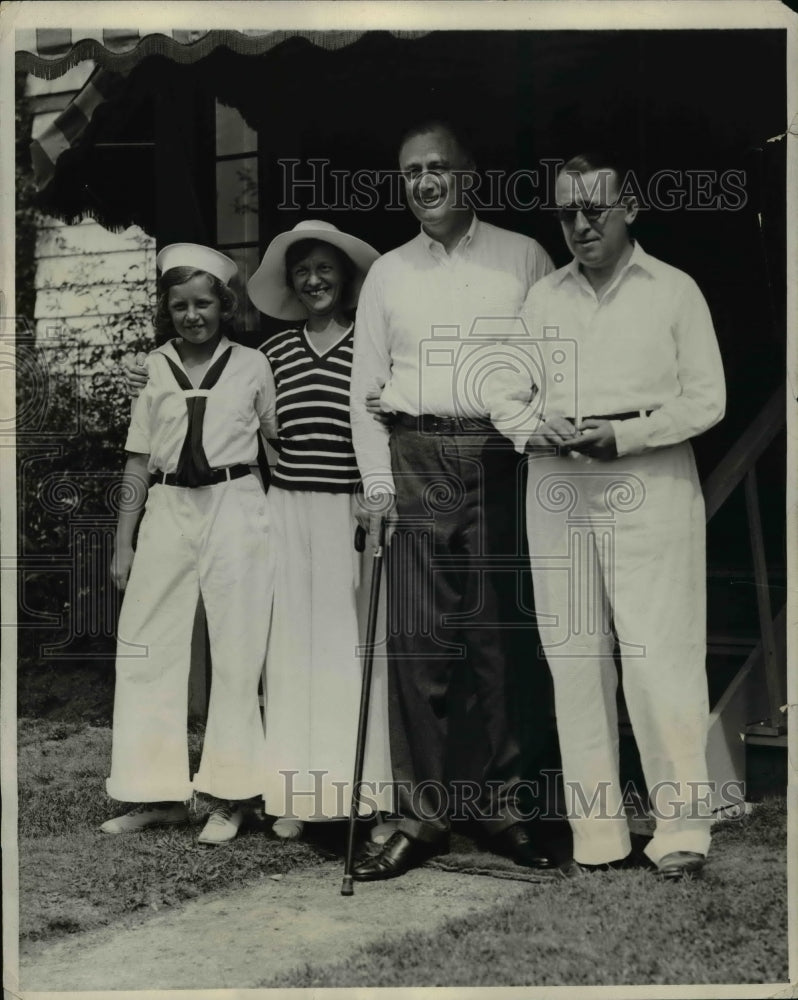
341, 515, 387, 896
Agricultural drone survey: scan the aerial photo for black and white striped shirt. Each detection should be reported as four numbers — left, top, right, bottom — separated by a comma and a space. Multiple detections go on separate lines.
259, 325, 360, 494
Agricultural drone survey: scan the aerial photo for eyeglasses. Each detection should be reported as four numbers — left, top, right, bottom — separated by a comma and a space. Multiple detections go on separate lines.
556, 201, 623, 225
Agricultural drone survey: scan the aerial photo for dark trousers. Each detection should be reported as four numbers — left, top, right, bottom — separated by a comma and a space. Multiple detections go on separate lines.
387, 423, 547, 843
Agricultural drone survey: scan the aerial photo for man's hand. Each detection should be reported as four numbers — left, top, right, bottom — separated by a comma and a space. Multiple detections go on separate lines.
352, 491, 372, 532
122, 353, 149, 397
364, 492, 397, 547
528, 415, 578, 449
111, 544, 135, 590
365, 382, 393, 428
566, 419, 618, 460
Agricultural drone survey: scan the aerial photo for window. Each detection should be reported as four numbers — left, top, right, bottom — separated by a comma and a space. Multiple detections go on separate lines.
215, 102, 260, 335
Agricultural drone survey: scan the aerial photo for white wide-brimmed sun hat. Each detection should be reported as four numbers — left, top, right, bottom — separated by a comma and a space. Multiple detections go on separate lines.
247, 220, 380, 320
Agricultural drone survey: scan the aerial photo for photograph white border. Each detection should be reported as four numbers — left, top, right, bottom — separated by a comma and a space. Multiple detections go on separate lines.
2, 2, 796, 999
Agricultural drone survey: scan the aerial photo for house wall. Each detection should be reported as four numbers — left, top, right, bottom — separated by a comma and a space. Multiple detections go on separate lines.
27, 64, 157, 372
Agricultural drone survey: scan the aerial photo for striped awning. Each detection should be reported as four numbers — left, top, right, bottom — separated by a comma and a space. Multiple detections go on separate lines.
23, 27, 429, 193
30, 67, 128, 191
16, 27, 428, 78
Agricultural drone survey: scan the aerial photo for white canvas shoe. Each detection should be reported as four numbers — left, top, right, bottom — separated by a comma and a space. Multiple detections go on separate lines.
197, 803, 245, 845
272, 818, 304, 840
100, 802, 188, 834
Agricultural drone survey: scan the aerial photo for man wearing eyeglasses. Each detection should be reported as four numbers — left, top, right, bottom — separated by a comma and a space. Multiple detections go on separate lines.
350, 120, 558, 881
490, 152, 726, 879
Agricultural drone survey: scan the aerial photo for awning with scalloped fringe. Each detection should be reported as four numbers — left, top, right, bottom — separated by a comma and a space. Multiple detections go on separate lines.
15, 27, 428, 77
22, 27, 428, 193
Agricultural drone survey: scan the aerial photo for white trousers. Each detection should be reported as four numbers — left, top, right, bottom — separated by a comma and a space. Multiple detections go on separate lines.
107, 475, 275, 803
525, 443, 713, 865
262, 488, 393, 820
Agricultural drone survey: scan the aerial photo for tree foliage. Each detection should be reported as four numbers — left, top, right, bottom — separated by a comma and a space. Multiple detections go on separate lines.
16, 69, 38, 323
16, 71, 156, 690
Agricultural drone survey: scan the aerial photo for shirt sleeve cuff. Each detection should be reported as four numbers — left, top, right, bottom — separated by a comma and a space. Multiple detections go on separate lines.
612, 417, 647, 458
362, 471, 396, 501
124, 430, 150, 454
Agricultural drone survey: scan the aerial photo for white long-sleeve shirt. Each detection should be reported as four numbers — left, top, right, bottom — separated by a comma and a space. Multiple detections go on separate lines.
489, 242, 726, 457
351, 215, 554, 496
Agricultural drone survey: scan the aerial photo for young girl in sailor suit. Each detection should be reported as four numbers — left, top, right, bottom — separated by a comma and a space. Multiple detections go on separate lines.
101, 243, 277, 845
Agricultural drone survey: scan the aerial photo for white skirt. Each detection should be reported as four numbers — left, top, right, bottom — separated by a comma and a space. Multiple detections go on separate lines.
262, 487, 393, 819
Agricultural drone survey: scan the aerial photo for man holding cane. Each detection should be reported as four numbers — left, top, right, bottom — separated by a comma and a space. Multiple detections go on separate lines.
350, 120, 556, 880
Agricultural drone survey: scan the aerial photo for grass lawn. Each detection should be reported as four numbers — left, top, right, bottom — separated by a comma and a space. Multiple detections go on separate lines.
16, 719, 337, 943
15, 719, 789, 987
263, 800, 789, 988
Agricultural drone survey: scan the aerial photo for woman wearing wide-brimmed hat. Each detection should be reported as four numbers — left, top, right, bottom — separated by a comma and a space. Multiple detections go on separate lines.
248, 221, 393, 840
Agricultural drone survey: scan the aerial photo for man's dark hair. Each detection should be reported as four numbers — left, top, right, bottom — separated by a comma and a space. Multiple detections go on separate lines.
397, 118, 476, 167
559, 151, 640, 202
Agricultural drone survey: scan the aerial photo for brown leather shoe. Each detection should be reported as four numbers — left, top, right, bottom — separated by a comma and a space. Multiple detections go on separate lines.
490, 823, 557, 869
656, 851, 705, 880
352, 831, 441, 882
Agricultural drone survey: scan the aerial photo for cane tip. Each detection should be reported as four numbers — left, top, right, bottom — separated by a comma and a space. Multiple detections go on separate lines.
341, 875, 354, 896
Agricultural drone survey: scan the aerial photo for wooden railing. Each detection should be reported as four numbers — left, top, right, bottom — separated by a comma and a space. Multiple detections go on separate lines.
703, 386, 786, 736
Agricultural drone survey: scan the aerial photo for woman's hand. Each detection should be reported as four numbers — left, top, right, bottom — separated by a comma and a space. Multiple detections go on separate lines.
122, 353, 149, 397
365, 381, 393, 427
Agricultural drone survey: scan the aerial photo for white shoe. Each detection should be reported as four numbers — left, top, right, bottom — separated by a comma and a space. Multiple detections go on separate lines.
272, 818, 304, 840
197, 803, 245, 845
100, 802, 188, 834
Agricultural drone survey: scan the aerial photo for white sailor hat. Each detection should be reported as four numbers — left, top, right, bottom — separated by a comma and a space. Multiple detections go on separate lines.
156, 244, 238, 286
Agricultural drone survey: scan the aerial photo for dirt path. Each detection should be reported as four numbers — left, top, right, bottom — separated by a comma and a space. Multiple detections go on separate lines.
19, 860, 536, 991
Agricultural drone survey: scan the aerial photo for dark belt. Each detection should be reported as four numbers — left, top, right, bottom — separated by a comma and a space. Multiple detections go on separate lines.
394, 412, 495, 435
154, 463, 252, 488
576, 410, 654, 422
